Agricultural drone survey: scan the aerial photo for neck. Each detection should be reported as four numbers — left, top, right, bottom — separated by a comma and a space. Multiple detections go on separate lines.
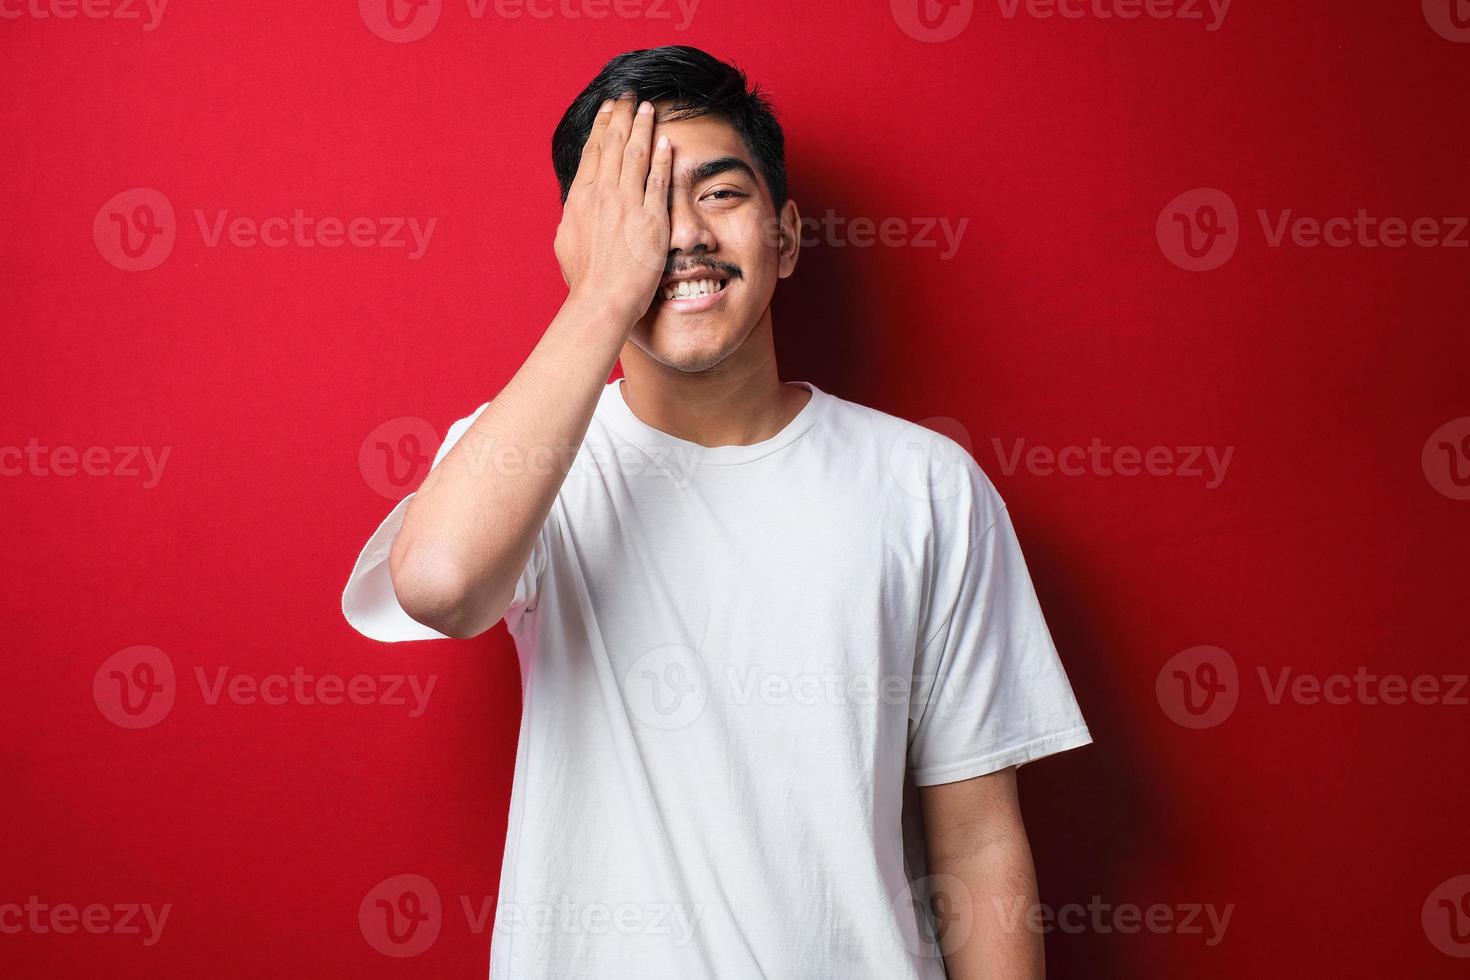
616, 310, 811, 448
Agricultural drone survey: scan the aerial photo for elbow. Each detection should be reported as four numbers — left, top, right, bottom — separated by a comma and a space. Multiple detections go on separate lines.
388, 541, 491, 640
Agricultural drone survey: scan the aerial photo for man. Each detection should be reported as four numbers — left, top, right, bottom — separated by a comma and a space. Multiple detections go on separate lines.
343, 45, 1091, 979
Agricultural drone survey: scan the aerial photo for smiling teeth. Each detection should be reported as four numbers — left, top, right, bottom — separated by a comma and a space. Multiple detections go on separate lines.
662, 278, 725, 300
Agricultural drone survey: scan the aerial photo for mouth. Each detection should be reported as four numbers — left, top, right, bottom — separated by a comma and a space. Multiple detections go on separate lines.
658, 276, 730, 301
654, 275, 731, 313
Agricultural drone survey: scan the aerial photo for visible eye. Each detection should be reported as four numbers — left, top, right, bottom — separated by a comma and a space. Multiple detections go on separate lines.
703, 189, 748, 202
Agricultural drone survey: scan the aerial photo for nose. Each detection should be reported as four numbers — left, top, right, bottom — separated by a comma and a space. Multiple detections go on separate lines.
667, 189, 717, 258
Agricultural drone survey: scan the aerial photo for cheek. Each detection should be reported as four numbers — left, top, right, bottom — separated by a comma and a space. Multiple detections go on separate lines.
719, 211, 782, 280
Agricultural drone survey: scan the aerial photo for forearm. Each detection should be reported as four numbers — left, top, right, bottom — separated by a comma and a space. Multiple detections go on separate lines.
389, 94, 669, 638
389, 291, 630, 637
930, 834, 1044, 980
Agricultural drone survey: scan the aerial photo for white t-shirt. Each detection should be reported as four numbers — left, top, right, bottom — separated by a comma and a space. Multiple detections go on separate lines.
342, 379, 1091, 979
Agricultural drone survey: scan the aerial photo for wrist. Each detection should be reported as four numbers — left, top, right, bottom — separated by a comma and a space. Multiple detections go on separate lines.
550, 291, 642, 358
562, 288, 645, 332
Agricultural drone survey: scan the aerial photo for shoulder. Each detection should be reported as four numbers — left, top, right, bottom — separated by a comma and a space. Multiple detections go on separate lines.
818, 390, 1006, 533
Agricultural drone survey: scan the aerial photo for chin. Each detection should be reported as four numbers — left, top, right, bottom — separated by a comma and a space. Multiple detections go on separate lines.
648, 339, 736, 374
634, 313, 743, 374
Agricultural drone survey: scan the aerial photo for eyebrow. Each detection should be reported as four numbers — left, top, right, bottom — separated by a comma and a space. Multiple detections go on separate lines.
681, 156, 760, 187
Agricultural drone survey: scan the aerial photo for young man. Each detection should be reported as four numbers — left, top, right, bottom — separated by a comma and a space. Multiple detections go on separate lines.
343, 45, 1091, 979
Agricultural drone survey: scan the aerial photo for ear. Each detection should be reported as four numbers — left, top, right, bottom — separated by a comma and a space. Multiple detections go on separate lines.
775, 198, 801, 279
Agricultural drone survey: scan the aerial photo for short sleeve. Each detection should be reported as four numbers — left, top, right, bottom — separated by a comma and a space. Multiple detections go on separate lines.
340, 402, 550, 643
907, 468, 1092, 785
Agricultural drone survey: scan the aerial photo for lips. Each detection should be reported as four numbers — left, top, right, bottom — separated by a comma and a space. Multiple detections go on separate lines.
659, 277, 729, 301
652, 271, 732, 314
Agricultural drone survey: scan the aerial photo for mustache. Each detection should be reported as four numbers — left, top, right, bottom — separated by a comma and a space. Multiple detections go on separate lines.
662, 259, 741, 280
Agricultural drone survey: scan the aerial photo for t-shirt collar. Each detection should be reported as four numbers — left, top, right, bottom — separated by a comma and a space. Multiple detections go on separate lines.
600, 378, 828, 466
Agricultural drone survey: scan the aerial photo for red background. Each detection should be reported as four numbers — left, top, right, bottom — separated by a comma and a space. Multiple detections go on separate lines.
4, 1, 1468, 976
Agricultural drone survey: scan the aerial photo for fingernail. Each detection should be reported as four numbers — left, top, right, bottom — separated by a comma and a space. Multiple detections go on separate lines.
637, 101, 653, 115
599, 98, 614, 112
657, 135, 670, 149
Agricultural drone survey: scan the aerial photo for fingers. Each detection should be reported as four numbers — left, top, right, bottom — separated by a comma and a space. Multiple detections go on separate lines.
573, 97, 616, 191
620, 100, 655, 195
596, 92, 638, 187
644, 133, 672, 212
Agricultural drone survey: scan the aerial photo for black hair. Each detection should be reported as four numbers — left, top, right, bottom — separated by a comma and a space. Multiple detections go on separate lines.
551, 46, 787, 211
